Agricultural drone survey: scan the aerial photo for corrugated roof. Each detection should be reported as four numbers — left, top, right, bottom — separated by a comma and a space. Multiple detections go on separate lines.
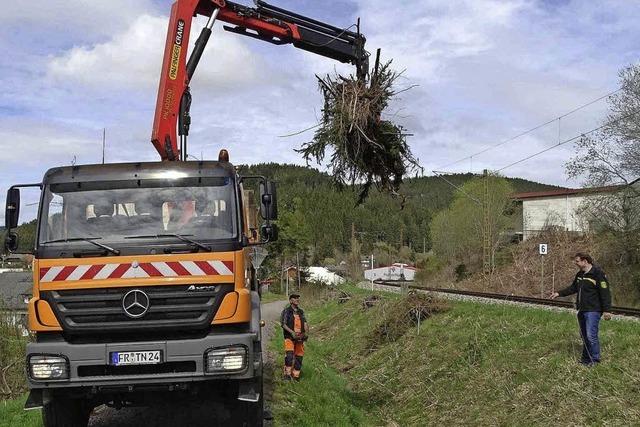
512, 185, 622, 200
365, 264, 417, 272
512, 178, 640, 200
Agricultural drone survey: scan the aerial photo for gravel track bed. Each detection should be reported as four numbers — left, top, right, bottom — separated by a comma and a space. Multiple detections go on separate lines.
357, 282, 639, 322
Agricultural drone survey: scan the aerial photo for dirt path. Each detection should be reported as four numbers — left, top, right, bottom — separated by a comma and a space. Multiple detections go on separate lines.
89, 299, 287, 427
259, 299, 287, 424
261, 300, 287, 353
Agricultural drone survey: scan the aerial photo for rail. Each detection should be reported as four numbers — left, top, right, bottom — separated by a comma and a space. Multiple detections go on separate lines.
372, 280, 640, 318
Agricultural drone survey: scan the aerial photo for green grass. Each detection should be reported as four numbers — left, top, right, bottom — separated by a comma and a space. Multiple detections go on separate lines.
0, 315, 29, 398
270, 286, 640, 426
269, 328, 367, 426
0, 313, 31, 427
261, 292, 288, 304
0, 395, 41, 427
6, 287, 639, 426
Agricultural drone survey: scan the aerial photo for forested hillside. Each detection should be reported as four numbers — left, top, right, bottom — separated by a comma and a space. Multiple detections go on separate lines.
242, 163, 560, 265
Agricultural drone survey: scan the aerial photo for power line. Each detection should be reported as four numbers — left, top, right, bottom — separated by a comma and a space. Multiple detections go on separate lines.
495, 107, 640, 172
431, 170, 482, 205
437, 88, 622, 170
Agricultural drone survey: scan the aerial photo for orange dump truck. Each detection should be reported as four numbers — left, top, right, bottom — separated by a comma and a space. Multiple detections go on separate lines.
4, 159, 277, 426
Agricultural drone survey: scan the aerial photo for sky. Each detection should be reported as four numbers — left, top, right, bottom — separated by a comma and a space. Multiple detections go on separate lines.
1, 0, 639, 223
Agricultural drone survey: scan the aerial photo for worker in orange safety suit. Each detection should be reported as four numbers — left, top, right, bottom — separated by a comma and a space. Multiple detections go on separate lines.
280, 294, 308, 380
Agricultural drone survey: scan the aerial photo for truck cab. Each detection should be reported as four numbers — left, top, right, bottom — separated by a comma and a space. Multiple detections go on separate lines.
4, 159, 277, 426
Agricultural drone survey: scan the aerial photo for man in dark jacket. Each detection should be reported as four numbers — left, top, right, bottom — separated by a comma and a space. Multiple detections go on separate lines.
280, 294, 309, 380
551, 252, 612, 366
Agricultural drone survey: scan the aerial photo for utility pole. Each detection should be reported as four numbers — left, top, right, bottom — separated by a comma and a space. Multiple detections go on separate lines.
286, 270, 289, 299
482, 169, 491, 290
280, 257, 285, 294
296, 251, 301, 290
102, 128, 106, 164
370, 254, 374, 290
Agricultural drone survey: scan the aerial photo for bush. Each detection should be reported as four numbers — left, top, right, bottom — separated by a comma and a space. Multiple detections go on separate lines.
0, 310, 28, 399
454, 264, 469, 282
365, 293, 449, 350
414, 255, 445, 284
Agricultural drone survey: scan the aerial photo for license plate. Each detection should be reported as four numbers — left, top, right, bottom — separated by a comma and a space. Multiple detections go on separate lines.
110, 351, 162, 366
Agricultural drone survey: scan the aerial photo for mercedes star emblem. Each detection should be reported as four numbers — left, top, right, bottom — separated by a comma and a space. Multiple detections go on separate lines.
122, 289, 150, 319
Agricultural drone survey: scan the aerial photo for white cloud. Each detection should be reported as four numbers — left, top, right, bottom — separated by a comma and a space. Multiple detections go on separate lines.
0, 118, 99, 171
47, 14, 264, 92
0, 0, 157, 40
354, 0, 528, 82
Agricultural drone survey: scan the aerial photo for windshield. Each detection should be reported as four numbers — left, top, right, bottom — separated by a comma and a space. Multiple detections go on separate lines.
38, 177, 238, 245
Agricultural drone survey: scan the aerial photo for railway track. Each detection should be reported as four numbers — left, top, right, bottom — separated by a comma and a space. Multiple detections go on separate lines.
372, 280, 640, 318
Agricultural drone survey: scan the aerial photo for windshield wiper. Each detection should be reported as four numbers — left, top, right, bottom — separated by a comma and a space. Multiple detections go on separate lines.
41, 237, 120, 255
124, 234, 212, 252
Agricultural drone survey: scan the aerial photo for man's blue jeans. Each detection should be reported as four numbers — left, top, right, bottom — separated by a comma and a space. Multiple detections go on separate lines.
577, 311, 601, 363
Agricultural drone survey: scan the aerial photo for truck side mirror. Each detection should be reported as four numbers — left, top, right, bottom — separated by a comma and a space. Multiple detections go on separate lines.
4, 232, 19, 253
259, 181, 278, 221
260, 223, 278, 242
5, 187, 20, 229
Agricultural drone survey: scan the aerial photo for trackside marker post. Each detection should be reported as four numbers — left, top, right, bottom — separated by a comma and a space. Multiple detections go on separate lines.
539, 244, 548, 297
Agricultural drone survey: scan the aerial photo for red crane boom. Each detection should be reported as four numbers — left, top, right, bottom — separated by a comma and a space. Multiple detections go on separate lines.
151, 0, 368, 161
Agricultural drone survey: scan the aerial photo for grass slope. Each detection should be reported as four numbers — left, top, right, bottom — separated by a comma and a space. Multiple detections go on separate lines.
271, 287, 640, 426
270, 325, 367, 426
0, 396, 40, 427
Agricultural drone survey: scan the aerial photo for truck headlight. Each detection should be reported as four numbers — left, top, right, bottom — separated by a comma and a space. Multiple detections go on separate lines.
29, 355, 69, 380
205, 346, 247, 373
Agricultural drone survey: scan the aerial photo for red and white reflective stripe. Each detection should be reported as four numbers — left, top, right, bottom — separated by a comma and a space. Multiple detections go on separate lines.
39, 261, 234, 282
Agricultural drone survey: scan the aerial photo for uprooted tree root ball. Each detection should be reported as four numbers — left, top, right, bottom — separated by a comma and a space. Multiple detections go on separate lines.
297, 59, 422, 205
365, 293, 449, 351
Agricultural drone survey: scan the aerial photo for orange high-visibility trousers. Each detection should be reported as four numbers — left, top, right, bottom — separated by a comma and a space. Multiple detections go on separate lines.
284, 338, 304, 378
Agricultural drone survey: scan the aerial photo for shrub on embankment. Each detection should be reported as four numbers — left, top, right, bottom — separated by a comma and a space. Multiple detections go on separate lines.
271, 286, 640, 426
0, 311, 28, 400
422, 229, 640, 308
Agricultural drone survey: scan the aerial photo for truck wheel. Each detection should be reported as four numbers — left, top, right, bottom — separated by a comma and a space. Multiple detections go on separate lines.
233, 381, 263, 427
42, 397, 91, 427
244, 391, 264, 427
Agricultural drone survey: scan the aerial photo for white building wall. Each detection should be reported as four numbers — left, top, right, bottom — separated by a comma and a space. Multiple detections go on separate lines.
520, 182, 640, 240
522, 194, 590, 240
364, 264, 416, 281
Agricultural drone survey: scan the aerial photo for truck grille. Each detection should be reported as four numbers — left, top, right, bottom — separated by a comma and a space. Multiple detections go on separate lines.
41, 284, 234, 335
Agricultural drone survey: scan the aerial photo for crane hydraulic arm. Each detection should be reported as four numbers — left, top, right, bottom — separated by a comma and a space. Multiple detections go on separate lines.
151, 0, 369, 161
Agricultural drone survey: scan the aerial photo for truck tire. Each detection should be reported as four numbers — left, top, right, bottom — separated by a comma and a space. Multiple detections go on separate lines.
232, 380, 263, 427
243, 389, 264, 427
247, 386, 264, 427
42, 397, 91, 427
